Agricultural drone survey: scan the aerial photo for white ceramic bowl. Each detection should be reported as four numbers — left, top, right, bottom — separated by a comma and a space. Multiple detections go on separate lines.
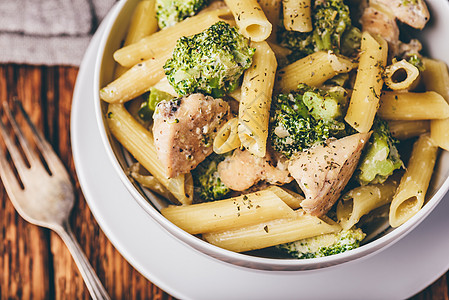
94, 0, 449, 271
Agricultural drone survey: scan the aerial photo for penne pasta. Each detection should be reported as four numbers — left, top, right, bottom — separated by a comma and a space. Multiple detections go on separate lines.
106, 103, 192, 205
430, 119, 449, 151
337, 178, 399, 230
282, 0, 313, 32
161, 190, 296, 234
101, 56, 167, 103
238, 41, 277, 157
257, 0, 282, 42
224, 0, 272, 42
203, 210, 341, 252
389, 134, 438, 228
345, 32, 388, 133
276, 51, 356, 92
378, 91, 449, 120
265, 186, 304, 209
113, 8, 232, 67
114, 0, 159, 78
383, 59, 420, 91
128, 163, 177, 202
388, 120, 430, 140
123, 0, 158, 46
422, 58, 449, 101
422, 57, 449, 151
213, 117, 241, 154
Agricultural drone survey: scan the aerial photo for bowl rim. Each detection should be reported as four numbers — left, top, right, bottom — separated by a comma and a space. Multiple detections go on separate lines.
93, 0, 449, 271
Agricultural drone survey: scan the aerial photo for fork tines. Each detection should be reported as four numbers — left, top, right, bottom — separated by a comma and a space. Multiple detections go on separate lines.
0, 100, 66, 187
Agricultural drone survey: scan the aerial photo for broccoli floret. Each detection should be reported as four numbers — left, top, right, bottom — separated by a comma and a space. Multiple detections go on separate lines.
278, 30, 316, 62
138, 87, 174, 121
270, 84, 349, 158
340, 26, 362, 57
164, 21, 255, 98
406, 54, 425, 72
192, 153, 230, 202
277, 228, 365, 259
301, 86, 349, 120
278, 0, 359, 62
156, 0, 209, 29
356, 118, 403, 185
313, 0, 352, 52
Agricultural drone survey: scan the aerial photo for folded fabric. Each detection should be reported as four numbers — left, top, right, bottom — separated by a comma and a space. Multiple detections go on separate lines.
0, 0, 116, 66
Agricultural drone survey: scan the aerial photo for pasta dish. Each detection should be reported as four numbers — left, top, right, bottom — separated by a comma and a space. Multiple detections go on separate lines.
99, 0, 449, 259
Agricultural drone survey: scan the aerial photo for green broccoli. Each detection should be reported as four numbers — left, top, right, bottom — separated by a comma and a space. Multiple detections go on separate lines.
156, 0, 209, 29
340, 26, 362, 57
164, 21, 255, 98
192, 153, 230, 202
405, 54, 425, 72
277, 228, 365, 259
270, 84, 349, 158
137, 87, 174, 121
313, 0, 352, 52
278, 0, 360, 62
277, 30, 316, 62
356, 118, 403, 185
301, 85, 349, 120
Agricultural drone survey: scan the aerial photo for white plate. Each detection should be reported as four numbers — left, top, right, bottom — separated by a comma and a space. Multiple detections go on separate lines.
71, 7, 449, 300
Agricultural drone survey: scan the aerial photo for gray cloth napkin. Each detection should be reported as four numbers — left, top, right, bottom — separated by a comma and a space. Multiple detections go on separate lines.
0, 0, 116, 66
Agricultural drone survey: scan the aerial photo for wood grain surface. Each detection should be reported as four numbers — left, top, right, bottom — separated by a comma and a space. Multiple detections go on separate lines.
0, 64, 448, 299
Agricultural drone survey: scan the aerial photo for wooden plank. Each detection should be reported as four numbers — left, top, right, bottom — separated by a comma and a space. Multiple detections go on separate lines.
0, 65, 51, 300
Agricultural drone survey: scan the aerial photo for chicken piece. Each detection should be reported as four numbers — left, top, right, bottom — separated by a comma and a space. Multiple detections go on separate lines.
217, 148, 293, 191
398, 39, 422, 57
371, 0, 430, 29
153, 93, 229, 178
288, 133, 371, 216
360, 6, 400, 55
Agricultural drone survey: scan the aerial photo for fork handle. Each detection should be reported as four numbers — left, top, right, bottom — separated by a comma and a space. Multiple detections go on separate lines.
55, 221, 111, 300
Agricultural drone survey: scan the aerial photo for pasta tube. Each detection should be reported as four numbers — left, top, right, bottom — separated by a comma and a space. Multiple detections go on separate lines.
257, 0, 282, 42
430, 119, 449, 151
213, 117, 241, 154
114, 0, 159, 77
123, 0, 158, 46
389, 135, 438, 228
113, 8, 231, 67
388, 120, 430, 140
337, 178, 399, 230
203, 210, 341, 252
224, 0, 272, 42
276, 51, 356, 92
283, 0, 312, 32
265, 186, 304, 209
106, 103, 192, 205
378, 91, 449, 120
422, 58, 449, 151
100, 56, 167, 103
161, 190, 296, 234
238, 41, 277, 157
345, 32, 388, 133
383, 59, 420, 91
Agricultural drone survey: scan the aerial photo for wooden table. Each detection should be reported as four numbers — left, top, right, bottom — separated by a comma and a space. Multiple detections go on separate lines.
0, 64, 448, 299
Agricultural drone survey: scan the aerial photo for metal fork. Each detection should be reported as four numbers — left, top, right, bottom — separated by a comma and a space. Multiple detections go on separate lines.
0, 100, 110, 300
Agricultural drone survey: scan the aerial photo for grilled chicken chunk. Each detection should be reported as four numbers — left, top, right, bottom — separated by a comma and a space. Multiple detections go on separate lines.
288, 133, 371, 216
217, 148, 293, 191
153, 93, 229, 178
371, 0, 430, 29
360, 6, 400, 54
